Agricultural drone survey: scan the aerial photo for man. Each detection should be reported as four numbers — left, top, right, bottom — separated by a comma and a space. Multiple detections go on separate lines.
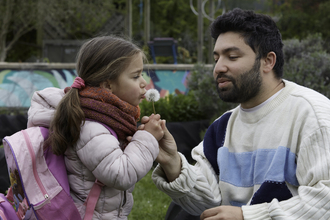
144, 8, 330, 220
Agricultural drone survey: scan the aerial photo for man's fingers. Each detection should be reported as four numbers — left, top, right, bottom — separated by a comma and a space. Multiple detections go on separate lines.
149, 114, 161, 121
161, 120, 166, 129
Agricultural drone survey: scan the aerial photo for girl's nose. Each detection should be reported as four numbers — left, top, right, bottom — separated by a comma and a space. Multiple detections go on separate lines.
141, 77, 147, 88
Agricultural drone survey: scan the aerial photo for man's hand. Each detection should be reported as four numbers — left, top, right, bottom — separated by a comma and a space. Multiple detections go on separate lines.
130, 115, 181, 182
200, 206, 243, 220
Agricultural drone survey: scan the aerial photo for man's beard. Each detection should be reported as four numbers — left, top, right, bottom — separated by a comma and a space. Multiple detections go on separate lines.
216, 59, 262, 103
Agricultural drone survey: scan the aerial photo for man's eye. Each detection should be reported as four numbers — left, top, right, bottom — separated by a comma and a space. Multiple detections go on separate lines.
229, 56, 238, 60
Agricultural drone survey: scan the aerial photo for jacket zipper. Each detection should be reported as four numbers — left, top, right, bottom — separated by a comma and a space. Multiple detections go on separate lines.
118, 191, 127, 217
22, 130, 49, 199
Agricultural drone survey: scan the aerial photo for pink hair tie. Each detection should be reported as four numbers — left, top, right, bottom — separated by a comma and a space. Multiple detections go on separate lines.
71, 77, 85, 90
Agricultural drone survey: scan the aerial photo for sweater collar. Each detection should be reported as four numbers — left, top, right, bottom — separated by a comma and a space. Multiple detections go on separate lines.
237, 79, 295, 124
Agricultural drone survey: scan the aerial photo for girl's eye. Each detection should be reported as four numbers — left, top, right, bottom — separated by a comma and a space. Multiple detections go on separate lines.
134, 72, 144, 79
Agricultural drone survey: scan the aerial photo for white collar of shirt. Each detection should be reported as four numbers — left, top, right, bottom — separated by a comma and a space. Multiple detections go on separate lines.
240, 88, 285, 113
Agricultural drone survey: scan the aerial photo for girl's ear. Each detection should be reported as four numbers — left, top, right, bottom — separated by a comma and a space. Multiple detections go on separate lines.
262, 51, 276, 74
100, 80, 112, 91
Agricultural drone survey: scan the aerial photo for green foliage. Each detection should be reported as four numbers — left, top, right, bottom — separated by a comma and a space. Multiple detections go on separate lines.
276, 0, 330, 43
283, 34, 330, 98
187, 64, 236, 120
50, 0, 116, 39
128, 169, 171, 220
139, 92, 208, 122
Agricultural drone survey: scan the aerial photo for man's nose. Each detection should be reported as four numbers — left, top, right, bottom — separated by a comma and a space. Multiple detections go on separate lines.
213, 59, 228, 77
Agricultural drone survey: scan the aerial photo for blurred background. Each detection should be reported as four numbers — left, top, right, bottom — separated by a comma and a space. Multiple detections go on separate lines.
1, 1, 330, 219
1, 0, 329, 64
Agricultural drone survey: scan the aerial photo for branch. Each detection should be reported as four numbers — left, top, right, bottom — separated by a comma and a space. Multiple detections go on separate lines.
5, 24, 35, 53
0, 0, 14, 41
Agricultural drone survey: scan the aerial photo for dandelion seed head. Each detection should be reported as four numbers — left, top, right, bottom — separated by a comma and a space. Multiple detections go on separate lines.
145, 89, 160, 102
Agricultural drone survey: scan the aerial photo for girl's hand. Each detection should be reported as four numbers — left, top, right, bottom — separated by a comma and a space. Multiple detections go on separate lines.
126, 115, 149, 142
143, 114, 164, 141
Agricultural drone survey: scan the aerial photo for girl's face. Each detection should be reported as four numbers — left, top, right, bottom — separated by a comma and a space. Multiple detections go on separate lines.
108, 53, 147, 106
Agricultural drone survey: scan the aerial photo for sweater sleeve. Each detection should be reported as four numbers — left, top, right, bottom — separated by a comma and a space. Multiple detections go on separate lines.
152, 141, 221, 216
242, 126, 330, 220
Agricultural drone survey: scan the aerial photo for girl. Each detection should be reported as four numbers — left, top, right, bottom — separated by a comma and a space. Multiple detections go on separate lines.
27, 36, 164, 219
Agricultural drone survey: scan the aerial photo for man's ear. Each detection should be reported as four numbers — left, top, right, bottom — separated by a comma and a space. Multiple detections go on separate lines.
262, 52, 276, 73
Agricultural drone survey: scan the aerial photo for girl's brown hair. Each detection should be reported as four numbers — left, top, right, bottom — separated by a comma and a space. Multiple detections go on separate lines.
48, 36, 144, 155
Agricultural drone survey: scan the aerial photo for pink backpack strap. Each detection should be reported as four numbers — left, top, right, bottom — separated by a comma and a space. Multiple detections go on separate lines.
85, 118, 117, 139
82, 119, 117, 219
0, 210, 7, 220
83, 180, 105, 220
5, 187, 13, 204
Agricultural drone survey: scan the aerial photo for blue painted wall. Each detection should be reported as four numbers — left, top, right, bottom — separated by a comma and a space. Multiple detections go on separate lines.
0, 68, 191, 107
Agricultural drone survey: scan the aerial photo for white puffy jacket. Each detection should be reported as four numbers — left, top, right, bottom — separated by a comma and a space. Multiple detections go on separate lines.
27, 87, 159, 219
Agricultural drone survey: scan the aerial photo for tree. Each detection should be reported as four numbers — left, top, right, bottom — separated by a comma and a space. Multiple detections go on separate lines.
0, 0, 39, 61
274, 0, 330, 41
1, 0, 120, 62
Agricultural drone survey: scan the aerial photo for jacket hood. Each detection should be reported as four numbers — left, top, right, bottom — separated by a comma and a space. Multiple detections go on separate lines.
27, 87, 65, 128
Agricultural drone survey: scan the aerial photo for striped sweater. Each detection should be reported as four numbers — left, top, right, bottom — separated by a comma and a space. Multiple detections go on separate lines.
152, 80, 330, 219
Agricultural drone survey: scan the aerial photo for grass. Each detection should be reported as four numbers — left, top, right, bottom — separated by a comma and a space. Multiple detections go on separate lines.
128, 168, 172, 220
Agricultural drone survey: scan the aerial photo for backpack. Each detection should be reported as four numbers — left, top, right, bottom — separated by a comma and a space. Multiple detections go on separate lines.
0, 121, 117, 220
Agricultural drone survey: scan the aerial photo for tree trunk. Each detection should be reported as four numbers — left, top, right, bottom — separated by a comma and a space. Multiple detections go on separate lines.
0, 42, 7, 62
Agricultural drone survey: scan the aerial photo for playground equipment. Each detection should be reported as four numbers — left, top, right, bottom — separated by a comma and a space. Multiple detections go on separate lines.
148, 38, 178, 64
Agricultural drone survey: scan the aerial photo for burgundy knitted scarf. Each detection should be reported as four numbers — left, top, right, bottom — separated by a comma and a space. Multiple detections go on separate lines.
74, 86, 140, 142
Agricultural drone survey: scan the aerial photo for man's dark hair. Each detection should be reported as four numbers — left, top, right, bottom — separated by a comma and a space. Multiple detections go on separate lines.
211, 8, 284, 78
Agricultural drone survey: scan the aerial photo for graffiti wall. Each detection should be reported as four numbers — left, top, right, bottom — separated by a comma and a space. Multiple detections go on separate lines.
0, 68, 191, 108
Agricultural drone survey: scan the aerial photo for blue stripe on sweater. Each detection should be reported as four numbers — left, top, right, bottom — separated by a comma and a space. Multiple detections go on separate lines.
218, 146, 299, 187
203, 112, 232, 175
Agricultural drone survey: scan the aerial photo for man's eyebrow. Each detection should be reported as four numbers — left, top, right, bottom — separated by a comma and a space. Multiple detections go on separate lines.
213, 46, 242, 56
223, 46, 241, 53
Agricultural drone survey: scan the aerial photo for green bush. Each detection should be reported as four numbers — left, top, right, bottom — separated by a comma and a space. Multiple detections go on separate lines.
140, 63, 237, 123
139, 92, 208, 122
283, 34, 330, 98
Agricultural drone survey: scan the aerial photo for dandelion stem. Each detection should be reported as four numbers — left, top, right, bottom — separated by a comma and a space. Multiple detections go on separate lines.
152, 102, 156, 114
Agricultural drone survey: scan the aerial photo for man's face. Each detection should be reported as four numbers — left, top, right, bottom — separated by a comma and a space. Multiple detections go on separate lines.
213, 32, 262, 104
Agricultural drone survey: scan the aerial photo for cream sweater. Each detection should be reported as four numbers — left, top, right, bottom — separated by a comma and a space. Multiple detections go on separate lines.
152, 80, 330, 219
